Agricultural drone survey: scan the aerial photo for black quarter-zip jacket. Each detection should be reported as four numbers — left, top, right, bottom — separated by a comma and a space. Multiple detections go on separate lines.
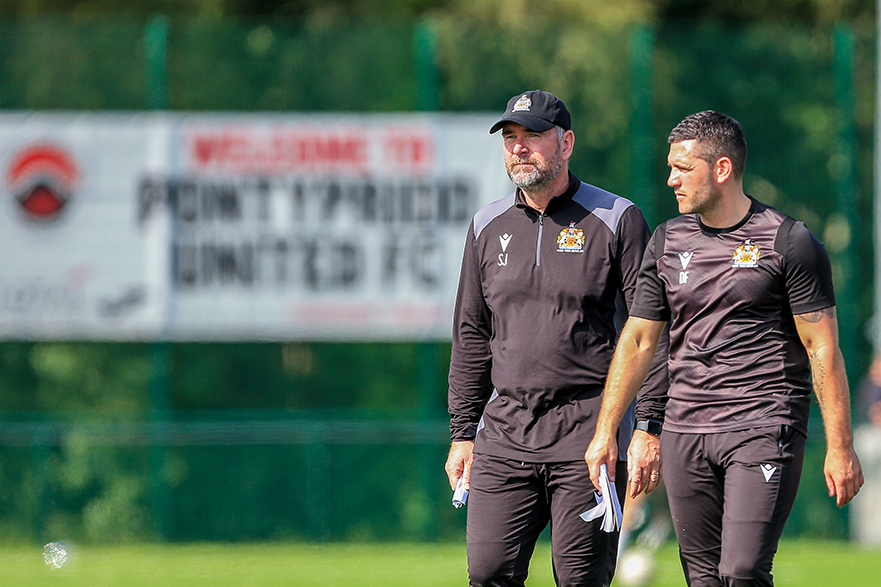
448, 172, 668, 462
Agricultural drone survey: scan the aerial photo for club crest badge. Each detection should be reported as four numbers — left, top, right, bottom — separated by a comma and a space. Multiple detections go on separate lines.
557, 222, 585, 253
6, 142, 80, 224
513, 95, 532, 112
732, 239, 760, 268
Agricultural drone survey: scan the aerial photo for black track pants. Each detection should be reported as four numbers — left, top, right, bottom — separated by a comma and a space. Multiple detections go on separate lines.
465, 454, 626, 587
661, 426, 806, 587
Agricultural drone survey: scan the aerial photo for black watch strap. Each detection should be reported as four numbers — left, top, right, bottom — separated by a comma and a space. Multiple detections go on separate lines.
635, 419, 663, 436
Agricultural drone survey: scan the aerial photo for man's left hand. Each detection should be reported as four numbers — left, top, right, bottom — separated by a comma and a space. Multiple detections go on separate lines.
627, 430, 662, 498
825, 444, 864, 507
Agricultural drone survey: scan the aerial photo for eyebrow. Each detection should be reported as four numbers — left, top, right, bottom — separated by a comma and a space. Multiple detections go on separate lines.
503, 128, 543, 136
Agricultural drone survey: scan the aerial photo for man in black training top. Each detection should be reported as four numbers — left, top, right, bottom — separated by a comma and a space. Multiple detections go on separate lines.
586, 110, 863, 587
445, 90, 668, 587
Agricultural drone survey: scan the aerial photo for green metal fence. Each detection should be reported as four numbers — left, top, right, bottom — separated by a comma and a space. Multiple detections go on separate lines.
0, 17, 874, 543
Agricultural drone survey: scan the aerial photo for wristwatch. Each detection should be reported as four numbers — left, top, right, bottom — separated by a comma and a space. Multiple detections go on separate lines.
635, 419, 663, 436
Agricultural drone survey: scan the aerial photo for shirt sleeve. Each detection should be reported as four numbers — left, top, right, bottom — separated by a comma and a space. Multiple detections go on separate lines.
630, 222, 672, 323
616, 210, 669, 422
615, 205, 653, 309
781, 220, 836, 314
448, 221, 494, 441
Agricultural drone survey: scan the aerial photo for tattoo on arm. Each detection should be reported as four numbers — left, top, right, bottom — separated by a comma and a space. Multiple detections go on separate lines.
796, 306, 836, 396
808, 349, 826, 400
796, 307, 836, 324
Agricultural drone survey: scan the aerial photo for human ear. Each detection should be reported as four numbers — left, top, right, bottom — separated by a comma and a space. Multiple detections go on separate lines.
561, 130, 575, 160
715, 156, 734, 184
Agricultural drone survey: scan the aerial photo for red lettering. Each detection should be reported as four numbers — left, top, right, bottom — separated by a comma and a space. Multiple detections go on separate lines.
187, 129, 370, 174
185, 125, 439, 175
383, 130, 433, 173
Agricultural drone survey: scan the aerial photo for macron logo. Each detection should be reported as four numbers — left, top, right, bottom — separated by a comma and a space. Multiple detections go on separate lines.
499, 233, 512, 252
678, 251, 693, 285
679, 251, 693, 270
761, 464, 777, 482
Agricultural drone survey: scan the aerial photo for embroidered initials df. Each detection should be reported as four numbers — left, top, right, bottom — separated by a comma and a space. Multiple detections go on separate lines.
678, 252, 693, 284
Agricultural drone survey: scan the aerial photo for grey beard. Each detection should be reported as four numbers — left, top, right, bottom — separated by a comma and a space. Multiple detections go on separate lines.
507, 159, 562, 191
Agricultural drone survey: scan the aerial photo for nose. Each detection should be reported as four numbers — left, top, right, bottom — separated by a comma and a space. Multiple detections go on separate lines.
667, 168, 679, 187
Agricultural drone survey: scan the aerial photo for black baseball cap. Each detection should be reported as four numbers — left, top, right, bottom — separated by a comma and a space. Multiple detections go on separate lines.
489, 90, 572, 134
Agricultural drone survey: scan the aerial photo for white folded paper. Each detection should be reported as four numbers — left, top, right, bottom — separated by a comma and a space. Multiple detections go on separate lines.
579, 464, 623, 532
452, 475, 469, 508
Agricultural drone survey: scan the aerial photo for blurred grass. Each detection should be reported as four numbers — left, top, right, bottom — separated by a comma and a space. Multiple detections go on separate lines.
2, 539, 879, 586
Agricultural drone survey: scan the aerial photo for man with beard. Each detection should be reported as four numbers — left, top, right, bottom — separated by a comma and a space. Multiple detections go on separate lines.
585, 110, 863, 586
445, 90, 668, 586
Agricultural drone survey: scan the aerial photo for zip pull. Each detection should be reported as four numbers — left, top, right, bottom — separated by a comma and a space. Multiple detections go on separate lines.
536, 214, 544, 266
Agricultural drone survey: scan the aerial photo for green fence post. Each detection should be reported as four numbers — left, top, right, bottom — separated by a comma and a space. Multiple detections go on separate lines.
629, 24, 656, 227
832, 24, 861, 389
414, 16, 442, 537
145, 15, 170, 110
145, 13, 171, 541
414, 19, 440, 112
831, 26, 861, 539
149, 343, 172, 541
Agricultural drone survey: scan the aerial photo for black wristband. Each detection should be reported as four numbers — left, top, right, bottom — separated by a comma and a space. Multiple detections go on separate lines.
635, 419, 663, 436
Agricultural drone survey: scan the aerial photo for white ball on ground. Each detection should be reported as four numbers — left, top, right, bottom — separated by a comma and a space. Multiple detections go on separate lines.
616, 548, 656, 586
43, 541, 72, 569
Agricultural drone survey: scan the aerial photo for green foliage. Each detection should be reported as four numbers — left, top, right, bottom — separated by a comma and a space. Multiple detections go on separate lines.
431, 0, 656, 193
29, 344, 151, 414
168, 19, 419, 111
0, 341, 454, 543
167, 342, 448, 411
0, 19, 148, 109
0, 0, 874, 23
660, 0, 874, 25
652, 22, 844, 220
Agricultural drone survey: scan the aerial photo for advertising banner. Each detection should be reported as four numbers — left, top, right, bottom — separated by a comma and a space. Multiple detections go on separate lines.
0, 112, 509, 341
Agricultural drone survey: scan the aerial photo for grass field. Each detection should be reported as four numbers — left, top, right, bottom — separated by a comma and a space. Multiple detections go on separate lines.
3, 539, 880, 586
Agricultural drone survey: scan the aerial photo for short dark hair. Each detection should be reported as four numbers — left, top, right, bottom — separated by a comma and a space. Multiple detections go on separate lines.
667, 111, 747, 178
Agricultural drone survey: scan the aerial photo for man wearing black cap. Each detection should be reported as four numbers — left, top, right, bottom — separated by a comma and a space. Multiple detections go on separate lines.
444, 90, 668, 586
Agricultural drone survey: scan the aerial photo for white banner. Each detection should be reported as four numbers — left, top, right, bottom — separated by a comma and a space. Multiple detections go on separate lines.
0, 112, 510, 341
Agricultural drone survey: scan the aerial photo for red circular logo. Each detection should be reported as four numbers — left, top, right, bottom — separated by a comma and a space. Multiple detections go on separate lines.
6, 144, 80, 222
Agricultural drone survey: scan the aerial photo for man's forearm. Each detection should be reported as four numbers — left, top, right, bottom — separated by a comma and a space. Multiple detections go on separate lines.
810, 345, 854, 448
635, 325, 669, 421
795, 308, 855, 448
595, 317, 664, 439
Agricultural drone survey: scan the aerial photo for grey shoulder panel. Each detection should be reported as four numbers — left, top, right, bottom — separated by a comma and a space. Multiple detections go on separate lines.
572, 182, 634, 234
473, 192, 516, 239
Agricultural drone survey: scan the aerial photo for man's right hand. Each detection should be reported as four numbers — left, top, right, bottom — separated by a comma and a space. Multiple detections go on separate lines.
445, 440, 474, 491
584, 433, 618, 494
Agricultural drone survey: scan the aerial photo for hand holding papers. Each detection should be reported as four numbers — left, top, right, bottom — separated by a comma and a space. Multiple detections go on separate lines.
579, 464, 622, 532
452, 475, 469, 508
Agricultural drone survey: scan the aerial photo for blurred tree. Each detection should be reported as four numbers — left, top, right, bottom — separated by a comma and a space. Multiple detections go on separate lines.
0, 0, 455, 18
428, 0, 659, 196
29, 343, 151, 415
658, 0, 874, 25
0, 0, 872, 23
